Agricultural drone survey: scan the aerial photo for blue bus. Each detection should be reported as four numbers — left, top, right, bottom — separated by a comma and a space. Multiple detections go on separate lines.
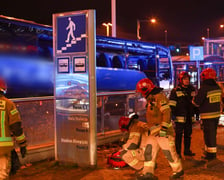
0, 15, 174, 98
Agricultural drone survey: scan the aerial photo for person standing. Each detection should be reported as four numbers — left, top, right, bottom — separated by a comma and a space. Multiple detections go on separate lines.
129, 78, 183, 180
0, 78, 27, 180
192, 68, 222, 161
169, 71, 199, 158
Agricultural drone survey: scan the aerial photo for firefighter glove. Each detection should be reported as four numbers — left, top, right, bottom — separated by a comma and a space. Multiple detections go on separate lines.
196, 115, 200, 121
20, 146, 27, 158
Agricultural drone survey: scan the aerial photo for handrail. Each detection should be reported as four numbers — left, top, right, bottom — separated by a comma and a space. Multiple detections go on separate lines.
10, 90, 137, 102
10, 96, 54, 102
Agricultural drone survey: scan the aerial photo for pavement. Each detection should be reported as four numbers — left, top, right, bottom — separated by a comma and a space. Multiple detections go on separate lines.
10, 123, 224, 180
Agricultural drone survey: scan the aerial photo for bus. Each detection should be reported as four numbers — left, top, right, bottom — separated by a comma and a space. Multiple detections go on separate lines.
0, 15, 174, 99
0, 15, 174, 137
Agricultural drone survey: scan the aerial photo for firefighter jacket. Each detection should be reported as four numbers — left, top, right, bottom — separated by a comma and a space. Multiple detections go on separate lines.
169, 84, 199, 123
145, 88, 174, 136
122, 120, 148, 150
0, 94, 26, 156
193, 79, 221, 120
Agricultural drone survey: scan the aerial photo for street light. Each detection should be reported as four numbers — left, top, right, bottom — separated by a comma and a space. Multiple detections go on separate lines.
102, 22, 112, 36
137, 18, 157, 40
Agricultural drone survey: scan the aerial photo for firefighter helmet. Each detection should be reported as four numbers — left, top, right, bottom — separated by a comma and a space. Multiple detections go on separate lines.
118, 113, 139, 132
0, 78, 7, 93
136, 78, 155, 98
178, 71, 190, 84
200, 68, 216, 81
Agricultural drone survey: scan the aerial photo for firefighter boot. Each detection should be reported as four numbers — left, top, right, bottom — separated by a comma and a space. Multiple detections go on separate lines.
169, 170, 184, 179
184, 137, 195, 156
201, 152, 216, 161
136, 172, 158, 180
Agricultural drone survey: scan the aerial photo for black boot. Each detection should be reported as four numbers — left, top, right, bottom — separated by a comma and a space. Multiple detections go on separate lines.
169, 170, 184, 179
136, 172, 158, 180
201, 152, 216, 161
184, 136, 195, 156
184, 150, 195, 156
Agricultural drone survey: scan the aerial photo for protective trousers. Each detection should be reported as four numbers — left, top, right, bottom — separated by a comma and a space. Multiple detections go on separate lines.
175, 118, 193, 156
121, 134, 182, 175
203, 118, 219, 159
0, 153, 11, 180
141, 135, 182, 175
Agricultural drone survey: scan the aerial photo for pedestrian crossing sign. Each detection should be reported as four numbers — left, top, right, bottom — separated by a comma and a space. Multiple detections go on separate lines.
56, 14, 86, 54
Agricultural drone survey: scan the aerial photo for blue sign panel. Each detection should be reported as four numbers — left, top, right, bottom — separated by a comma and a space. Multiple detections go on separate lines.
53, 10, 97, 166
189, 46, 204, 61
56, 14, 86, 54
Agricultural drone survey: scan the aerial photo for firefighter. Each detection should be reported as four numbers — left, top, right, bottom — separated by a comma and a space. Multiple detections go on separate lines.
130, 78, 183, 180
192, 68, 222, 161
0, 78, 27, 179
169, 71, 199, 158
119, 113, 149, 171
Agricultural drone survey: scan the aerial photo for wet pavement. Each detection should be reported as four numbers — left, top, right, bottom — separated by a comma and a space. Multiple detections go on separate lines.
10, 123, 224, 180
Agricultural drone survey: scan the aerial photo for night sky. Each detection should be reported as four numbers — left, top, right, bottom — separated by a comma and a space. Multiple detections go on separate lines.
1, 0, 224, 44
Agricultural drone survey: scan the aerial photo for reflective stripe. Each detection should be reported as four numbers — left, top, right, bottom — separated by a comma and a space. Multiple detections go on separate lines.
160, 104, 170, 112
129, 159, 139, 167
16, 133, 26, 141
129, 132, 140, 138
207, 92, 222, 97
10, 109, 18, 115
169, 141, 175, 146
200, 111, 220, 119
207, 90, 222, 96
175, 116, 196, 123
1, 111, 5, 137
175, 116, 185, 123
207, 147, 217, 153
131, 150, 136, 157
161, 122, 169, 128
169, 100, 176, 107
0, 137, 12, 142
161, 122, 172, 128
150, 125, 161, 135
144, 161, 155, 167
0, 141, 13, 147
176, 91, 185, 97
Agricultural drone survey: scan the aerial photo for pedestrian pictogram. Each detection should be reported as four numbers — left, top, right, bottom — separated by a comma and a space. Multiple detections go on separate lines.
65, 17, 76, 43
56, 14, 86, 54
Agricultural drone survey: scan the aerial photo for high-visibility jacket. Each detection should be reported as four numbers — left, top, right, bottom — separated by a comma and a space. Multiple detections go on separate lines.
169, 84, 199, 123
145, 91, 174, 136
122, 120, 148, 150
0, 95, 26, 156
121, 120, 148, 170
193, 79, 221, 120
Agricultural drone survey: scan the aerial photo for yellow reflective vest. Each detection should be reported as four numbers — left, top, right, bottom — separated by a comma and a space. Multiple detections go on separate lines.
146, 92, 174, 136
0, 95, 26, 156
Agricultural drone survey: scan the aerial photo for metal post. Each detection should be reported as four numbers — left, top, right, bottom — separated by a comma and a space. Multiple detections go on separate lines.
111, 0, 116, 37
